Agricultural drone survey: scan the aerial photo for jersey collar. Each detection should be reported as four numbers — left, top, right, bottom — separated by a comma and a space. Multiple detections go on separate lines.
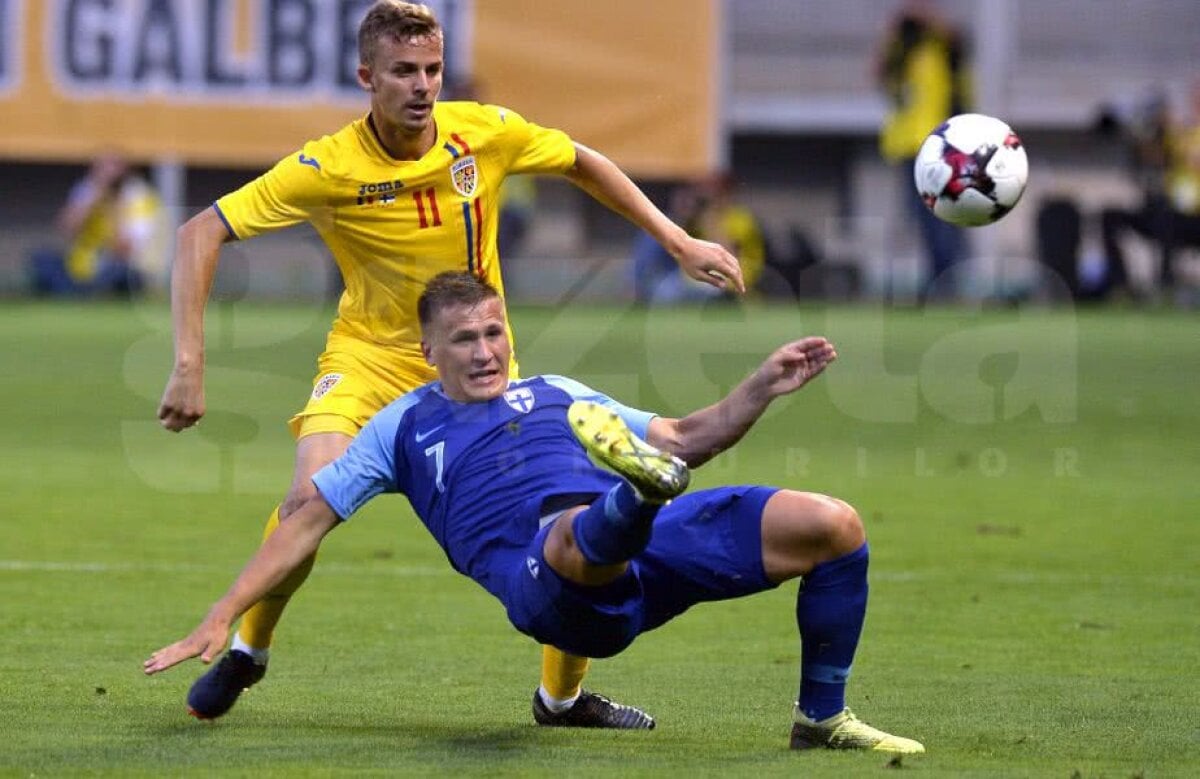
363, 110, 444, 164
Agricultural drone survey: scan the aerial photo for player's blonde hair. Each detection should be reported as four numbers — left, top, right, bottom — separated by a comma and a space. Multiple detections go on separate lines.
358, 1, 442, 66
418, 272, 500, 328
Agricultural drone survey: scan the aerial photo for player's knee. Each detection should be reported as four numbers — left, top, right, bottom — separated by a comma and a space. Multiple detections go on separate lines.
822, 497, 866, 554
763, 491, 866, 581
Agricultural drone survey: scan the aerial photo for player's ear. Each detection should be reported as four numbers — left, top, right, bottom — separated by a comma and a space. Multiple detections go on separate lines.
356, 64, 374, 92
421, 338, 435, 367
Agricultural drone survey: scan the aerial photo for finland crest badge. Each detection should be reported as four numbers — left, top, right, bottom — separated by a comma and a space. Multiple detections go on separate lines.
503, 387, 535, 414
450, 155, 478, 198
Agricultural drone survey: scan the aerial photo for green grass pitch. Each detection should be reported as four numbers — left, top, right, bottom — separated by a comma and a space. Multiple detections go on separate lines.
0, 299, 1196, 777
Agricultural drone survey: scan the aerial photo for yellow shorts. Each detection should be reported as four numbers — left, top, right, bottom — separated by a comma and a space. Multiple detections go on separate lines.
288, 339, 438, 440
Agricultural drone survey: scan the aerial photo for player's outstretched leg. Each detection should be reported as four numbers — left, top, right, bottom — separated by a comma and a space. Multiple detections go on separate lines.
524, 400, 677, 729
567, 400, 689, 565
567, 400, 688, 503
187, 649, 267, 720
532, 688, 655, 729
790, 708, 925, 754
787, 539, 923, 754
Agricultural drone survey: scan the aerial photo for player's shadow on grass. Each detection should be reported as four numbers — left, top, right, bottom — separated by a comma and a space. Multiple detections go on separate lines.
417, 724, 544, 754
148, 715, 542, 753
148, 713, 649, 759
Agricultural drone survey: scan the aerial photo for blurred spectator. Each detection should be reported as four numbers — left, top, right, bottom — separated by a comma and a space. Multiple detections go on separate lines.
1098, 81, 1200, 302
876, 0, 971, 300
694, 174, 766, 294
29, 152, 162, 298
630, 174, 764, 305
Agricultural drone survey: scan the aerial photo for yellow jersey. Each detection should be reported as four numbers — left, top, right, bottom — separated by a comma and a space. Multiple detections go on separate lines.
214, 101, 577, 362
880, 37, 954, 162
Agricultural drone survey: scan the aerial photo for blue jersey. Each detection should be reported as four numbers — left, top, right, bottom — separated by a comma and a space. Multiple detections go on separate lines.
313, 375, 656, 599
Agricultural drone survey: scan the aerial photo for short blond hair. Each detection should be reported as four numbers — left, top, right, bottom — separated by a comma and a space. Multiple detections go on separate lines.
358, 1, 442, 66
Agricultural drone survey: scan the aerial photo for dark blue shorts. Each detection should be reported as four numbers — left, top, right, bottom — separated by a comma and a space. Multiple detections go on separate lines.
504, 485, 780, 658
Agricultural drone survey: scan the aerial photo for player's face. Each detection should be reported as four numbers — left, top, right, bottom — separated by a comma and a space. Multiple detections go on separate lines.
423, 297, 511, 403
358, 33, 444, 137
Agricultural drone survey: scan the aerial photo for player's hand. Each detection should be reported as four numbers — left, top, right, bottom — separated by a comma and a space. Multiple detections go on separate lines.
143, 614, 231, 675
674, 235, 746, 294
158, 364, 205, 432
753, 337, 837, 399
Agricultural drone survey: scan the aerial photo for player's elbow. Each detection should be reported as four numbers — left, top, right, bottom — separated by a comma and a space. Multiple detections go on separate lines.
291, 494, 342, 549
648, 418, 708, 467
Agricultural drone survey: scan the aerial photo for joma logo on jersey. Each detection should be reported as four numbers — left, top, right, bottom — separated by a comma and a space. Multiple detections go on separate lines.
357, 179, 403, 206
450, 156, 477, 197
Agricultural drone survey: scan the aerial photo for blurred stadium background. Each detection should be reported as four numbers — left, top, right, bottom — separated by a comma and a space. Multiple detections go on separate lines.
3, 0, 1199, 303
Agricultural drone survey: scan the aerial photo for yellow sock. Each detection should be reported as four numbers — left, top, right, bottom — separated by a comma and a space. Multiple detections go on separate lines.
540, 645, 590, 700
236, 505, 317, 650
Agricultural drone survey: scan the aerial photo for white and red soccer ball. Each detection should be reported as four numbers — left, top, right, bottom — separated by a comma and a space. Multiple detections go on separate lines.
914, 113, 1029, 227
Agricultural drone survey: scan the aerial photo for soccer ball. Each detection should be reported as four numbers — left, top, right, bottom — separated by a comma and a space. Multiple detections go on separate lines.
913, 113, 1028, 227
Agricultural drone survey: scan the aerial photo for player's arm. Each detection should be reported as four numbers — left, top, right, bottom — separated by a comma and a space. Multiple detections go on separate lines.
143, 493, 340, 675
158, 149, 323, 431
645, 337, 837, 467
157, 207, 233, 432
565, 143, 745, 294
144, 399, 402, 675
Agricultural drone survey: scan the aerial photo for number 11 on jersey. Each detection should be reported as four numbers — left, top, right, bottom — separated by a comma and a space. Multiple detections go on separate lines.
413, 188, 442, 229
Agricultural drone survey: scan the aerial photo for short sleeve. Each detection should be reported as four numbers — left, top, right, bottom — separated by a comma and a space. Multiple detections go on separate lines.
312, 410, 402, 520
214, 144, 331, 240
541, 375, 657, 440
491, 105, 577, 176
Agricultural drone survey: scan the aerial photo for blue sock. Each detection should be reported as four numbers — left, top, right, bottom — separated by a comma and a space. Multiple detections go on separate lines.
572, 482, 660, 565
796, 543, 869, 722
